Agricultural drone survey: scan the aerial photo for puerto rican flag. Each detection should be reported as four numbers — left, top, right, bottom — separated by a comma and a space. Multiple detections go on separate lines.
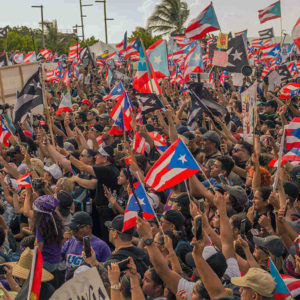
116, 31, 127, 52
124, 37, 139, 60
147, 40, 170, 79
260, 43, 281, 61
132, 132, 145, 154
122, 181, 156, 232
68, 42, 81, 62
96, 135, 104, 146
0, 119, 11, 147
145, 138, 200, 191
56, 92, 73, 116
39, 49, 52, 61
261, 61, 270, 79
73, 64, 79, 79
103, 81, 125, 101
62, 69, 71, 87
280, 83, 300, 100
219, 71, 229, 87
185, 3, 220, 40
173, 36, 190, 48
292, 17, 300, 51
24, 51, 37, 63
287, 61, 299, 78
184, 41, 204, 82
251, 38, 263, 49
258, 1, 281, 24
286, 117, 300, 150
16, 173, 32, 188
269, 148, 300, 167
46, 68, 59, 82
133, 44, 161, 94
283, 275, 300, 299
13, 53, 24, 64
147, 131, 168, 154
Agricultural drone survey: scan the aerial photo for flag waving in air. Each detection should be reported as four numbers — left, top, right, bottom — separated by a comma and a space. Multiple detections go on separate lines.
292, 18, 300, 51
258, 0, 281, 24
122, 181, 156, 232
56, 92, 73, 116
102, 81, 125, 101
0, 118, 12, 147
285, 117, 300, 150
185, 3, 220, 40
145, 138, 201, 191
17, 173, 32, 188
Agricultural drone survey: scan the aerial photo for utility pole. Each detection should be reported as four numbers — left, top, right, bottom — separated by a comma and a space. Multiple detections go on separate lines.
95, 0, 114, 44
31, 5, 45, 48
79, 0, 93, 42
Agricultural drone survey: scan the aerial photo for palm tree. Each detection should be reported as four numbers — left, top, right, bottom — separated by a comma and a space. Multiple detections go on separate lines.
147, 0, 189, 36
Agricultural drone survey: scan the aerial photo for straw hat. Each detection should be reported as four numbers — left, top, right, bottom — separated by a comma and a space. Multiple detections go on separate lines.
7, 248, 53, 282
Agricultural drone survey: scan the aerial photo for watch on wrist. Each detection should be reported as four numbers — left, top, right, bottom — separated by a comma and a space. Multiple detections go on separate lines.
144, 238, 154, 246
110, 284, 120, 290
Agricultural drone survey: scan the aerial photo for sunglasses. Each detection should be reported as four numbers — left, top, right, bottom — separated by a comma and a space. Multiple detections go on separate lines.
232, 148, 242, 153
72, 224, 87, 232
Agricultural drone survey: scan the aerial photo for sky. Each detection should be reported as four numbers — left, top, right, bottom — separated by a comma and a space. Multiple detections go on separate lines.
0, 0, 298, 43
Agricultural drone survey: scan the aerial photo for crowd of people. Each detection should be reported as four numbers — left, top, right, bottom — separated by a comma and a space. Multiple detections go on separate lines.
0, 45, 299, 300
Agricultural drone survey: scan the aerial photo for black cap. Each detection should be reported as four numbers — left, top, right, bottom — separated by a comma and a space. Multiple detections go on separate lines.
171, 193, 190, 208
69, 211, 92, 230
265, 99, 278, 110
176, 125, 189, 135
104, 215, 135, 236
163, 210, 185, 230
57, 190, 73, 217
283, 181, 299, 200
182, 131, 195, 141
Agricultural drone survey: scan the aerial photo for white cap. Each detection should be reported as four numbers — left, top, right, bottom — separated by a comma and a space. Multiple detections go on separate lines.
44, 164, 63, 180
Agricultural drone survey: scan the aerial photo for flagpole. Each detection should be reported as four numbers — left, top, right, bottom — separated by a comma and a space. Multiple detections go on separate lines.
40, 63, 56, 146
280, 1, 283, 46
140, 39, 154, 93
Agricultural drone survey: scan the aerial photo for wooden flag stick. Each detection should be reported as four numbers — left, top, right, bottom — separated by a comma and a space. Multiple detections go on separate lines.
140, 39, 155, 93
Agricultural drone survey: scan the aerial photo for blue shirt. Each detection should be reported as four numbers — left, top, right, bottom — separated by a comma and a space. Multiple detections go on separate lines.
202, 177, 233, 189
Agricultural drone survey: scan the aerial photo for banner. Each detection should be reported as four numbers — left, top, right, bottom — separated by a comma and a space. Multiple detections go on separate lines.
241, 82, 257, 139
217, 32, 228, 49
50, 267, 109, 300
110, 71, 132, 89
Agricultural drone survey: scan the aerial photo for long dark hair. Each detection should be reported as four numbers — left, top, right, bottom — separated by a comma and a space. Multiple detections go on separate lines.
33, 211, 64, 246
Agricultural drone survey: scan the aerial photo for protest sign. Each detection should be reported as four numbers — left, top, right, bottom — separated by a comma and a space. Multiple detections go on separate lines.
0, 62, 39, 105
110, 71, 132, 89
50, 267, 109, 300
241, 82, 257, 139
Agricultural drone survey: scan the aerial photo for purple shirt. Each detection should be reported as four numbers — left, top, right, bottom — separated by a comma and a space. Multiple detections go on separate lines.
36, 227, 61, 264
61, 235, 111, 269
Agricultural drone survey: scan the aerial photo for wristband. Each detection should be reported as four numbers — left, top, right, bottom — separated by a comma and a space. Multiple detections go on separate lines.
110, 284, 120, 290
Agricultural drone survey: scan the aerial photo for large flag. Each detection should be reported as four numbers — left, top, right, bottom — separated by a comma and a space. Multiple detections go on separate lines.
258, 1, 281, 24
79, 46, 96, 68
124, 37, 139, 60
260, 43, 281, 61
147, 40, 170, 79
285, 117, 300, 150
14, 69, 43, 124
17, 173, 32, 188
56, 92, 73, 116
287, 61, 299, 78
133, 45, 161, 94
268, 258, 291, 300
102, 81, 125, 101
39, 49, 52, 61
185, 3, 220, 40
132, 132, 145, 155
13, 53, 24, 64
116, 31, 127, 52
269, 148, 300, 167
145, 138, 201, 191
24, 51, 37, 63
280, 83, 300, 100
122, 181, 156, 231
259, 28, 274, 40
292, 18, 300, 51
184, 41, 204, 82
0, 118, 12, 147
134, 93, 165, 115
224, 35, 249, 73
68, 42, 81, 62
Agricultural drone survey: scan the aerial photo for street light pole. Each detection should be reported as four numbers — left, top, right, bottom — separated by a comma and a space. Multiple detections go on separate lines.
31, 5, 45, 48
95, 0, 114, 44
79, 0, 93, 42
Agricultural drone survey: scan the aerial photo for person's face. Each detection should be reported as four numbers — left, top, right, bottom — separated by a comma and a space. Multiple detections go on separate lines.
203, 138, 215, 152
80, 149, 93, 165
232, 145, 249, 162
253, 246, 269, 265
44, 171, 53, 182
264, 105, 273, 114
203, 161, 212, 178
95, 153, 107, 165
170, 201, 180, 211
260, 123, 268, 134
211, 212, 220, 229
142, 270, 159, 297
160, 216, 174, 231
117, 170, 128, 186
81, 103, 89, 112
252, 191, 268, 213
73, 224, 90, 241
149, 222, 160, 237
210, 160, 224, 178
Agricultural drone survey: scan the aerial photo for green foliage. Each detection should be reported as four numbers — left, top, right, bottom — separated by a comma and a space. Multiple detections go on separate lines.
129, 27, 162, 49
147, 0, 189, 36
81, 36, 99, 48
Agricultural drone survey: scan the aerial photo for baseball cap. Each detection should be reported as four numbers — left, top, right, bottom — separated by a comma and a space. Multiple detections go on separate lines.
182, 131, 195, 141
104, 215, 135, 236
57, 190, 73, 217
79, 99, 92, 107
99, 113, 110, 120
69, 211, 92, 231
231, 268, 275, 297
44, 164, 63, 180
253, 235, 285, 257
226, 186, 248, 208
265, 99, 278, 110
98, 145, 113, 158
283, 181, 299, 200
201, 131, 221, 147
171, 193, 189, 208
163, 210, 185, 230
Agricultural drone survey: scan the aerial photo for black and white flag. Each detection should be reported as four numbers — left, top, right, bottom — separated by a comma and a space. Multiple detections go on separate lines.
277, 64, 292, 81
0, 27, 7, 39
223, 35, 249, 73
79, 46, 96, 68
135, 93, 165, 115
258, 28, 274, 40
14, 69, 43, 124
111, 71, 132, 90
